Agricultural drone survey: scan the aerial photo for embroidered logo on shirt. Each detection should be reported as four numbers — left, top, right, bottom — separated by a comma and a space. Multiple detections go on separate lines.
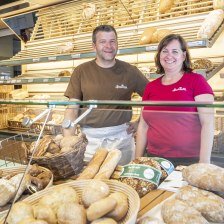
115, 84, 127, 89
172, 87, 186, 92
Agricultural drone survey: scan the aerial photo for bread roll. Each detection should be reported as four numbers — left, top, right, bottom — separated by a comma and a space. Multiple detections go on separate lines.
18, 219, 48, 224
57, 202, 86, 224
82, 180, 110, 207
139, 27, 157, 45
159, 0, 174, 14
7, 201, 34, 224
161, 198, 208, 224
94, 149, 122, 179
107, 192, 128, 221
182, 163, 224, 192
197, 9, 224, 39
78, 148, 108, 179
87, 197, 117, 221
38, 186, 79, 212
91, 218, 117, 224
33, 204, 57, 224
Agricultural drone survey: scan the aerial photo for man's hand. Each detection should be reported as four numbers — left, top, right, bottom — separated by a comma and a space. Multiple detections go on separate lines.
126, 120, 139, 136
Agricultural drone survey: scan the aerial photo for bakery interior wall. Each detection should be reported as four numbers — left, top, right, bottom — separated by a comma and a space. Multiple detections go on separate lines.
0, 0, 224, 99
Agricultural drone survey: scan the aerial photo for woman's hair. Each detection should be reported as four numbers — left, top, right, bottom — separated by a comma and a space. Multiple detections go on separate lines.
155, 34, 192, 74
92, 25, 117, 44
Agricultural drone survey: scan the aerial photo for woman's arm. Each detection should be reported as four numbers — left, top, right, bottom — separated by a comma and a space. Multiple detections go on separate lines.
195, 94, 214, 163
135, 113, 149, 158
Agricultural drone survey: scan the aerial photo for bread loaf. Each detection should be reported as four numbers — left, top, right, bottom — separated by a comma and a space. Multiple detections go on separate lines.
176, 185, 224, 223
197, 9, 224, 39
78, 148, 108, 180
94, 149, 121, 179
159, 0, 174, 14
182, 163, 224, 192
161, 198, 208, 224
139, 27, 157, 45
87, 197, 117, 221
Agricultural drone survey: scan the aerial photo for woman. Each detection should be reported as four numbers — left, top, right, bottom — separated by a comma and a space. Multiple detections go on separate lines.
135, 34, 214, 166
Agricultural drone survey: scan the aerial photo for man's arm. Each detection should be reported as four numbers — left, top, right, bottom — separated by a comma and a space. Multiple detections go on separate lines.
63, 98, 80, 136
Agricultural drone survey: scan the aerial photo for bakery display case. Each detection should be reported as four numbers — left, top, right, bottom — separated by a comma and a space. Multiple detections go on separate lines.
0, 99, 224, 223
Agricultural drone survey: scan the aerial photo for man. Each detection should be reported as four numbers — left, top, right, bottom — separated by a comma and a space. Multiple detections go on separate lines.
63, 25, 148, 165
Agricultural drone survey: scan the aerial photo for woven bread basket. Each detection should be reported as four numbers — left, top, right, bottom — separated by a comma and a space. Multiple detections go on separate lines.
0, 165, 53, 216
28, 134, 88, 181
0, 179, 140, 224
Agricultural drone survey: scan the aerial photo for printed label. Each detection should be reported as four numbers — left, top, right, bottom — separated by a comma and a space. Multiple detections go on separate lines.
120, 164, 162, 186
152, 157, 174, 175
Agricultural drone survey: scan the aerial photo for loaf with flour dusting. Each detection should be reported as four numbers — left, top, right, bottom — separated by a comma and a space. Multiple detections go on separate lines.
182, 163, 224, 192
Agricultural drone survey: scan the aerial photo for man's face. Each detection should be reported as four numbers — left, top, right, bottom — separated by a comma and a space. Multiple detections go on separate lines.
93, 31, 118, 64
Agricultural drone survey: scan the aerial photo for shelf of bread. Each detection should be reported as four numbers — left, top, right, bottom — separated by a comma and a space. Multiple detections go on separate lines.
1, 0, 223, 67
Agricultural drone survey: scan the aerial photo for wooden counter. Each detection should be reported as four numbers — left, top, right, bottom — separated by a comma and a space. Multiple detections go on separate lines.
138, 189, 174, 218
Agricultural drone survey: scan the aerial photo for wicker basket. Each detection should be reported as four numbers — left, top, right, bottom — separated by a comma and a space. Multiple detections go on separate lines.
0, 165, 53, 216
0, 179, 140, 224
28, 136, 88, 181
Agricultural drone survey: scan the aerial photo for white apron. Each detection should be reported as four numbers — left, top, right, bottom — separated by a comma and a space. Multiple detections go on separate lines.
81, 123, 135, 165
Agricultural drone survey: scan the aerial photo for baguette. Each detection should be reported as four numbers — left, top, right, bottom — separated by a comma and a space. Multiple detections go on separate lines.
78, 148, 108, 179
94, 149, 122, 179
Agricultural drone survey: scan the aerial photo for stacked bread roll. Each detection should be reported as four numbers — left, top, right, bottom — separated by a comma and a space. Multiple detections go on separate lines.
7, 180, 129, 224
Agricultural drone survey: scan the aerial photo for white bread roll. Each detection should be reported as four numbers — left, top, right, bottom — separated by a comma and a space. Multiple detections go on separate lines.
161, 198, 208, 224
33, 204, 57, 224
78, 148, 108, 179
159, 0, 174, 14
176, 185, 224, 223
197, 9, 224, 39
139, 27, 157, 45
91, 218, 117, 224
0, 179, 16, 206
82, 180, 110, 207
7, 201, 34, 224
107, 192, 129, 221
182, 163, 224, 192
18, 219, 48, 224
94, 149, 122, 179
87, 197, 117, 221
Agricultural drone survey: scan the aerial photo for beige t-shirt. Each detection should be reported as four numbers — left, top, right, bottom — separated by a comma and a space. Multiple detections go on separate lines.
64, 59, 148, 128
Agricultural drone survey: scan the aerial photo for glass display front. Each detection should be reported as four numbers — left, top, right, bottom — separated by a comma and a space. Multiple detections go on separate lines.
0, 99, 223, 223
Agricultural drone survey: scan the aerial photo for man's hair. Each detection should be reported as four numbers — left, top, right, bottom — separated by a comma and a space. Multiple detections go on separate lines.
155, 33, 192, 74
92, 25, 117, 43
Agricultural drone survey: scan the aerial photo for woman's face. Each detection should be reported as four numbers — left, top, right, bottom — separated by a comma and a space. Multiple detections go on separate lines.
160, 39, 186, 74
